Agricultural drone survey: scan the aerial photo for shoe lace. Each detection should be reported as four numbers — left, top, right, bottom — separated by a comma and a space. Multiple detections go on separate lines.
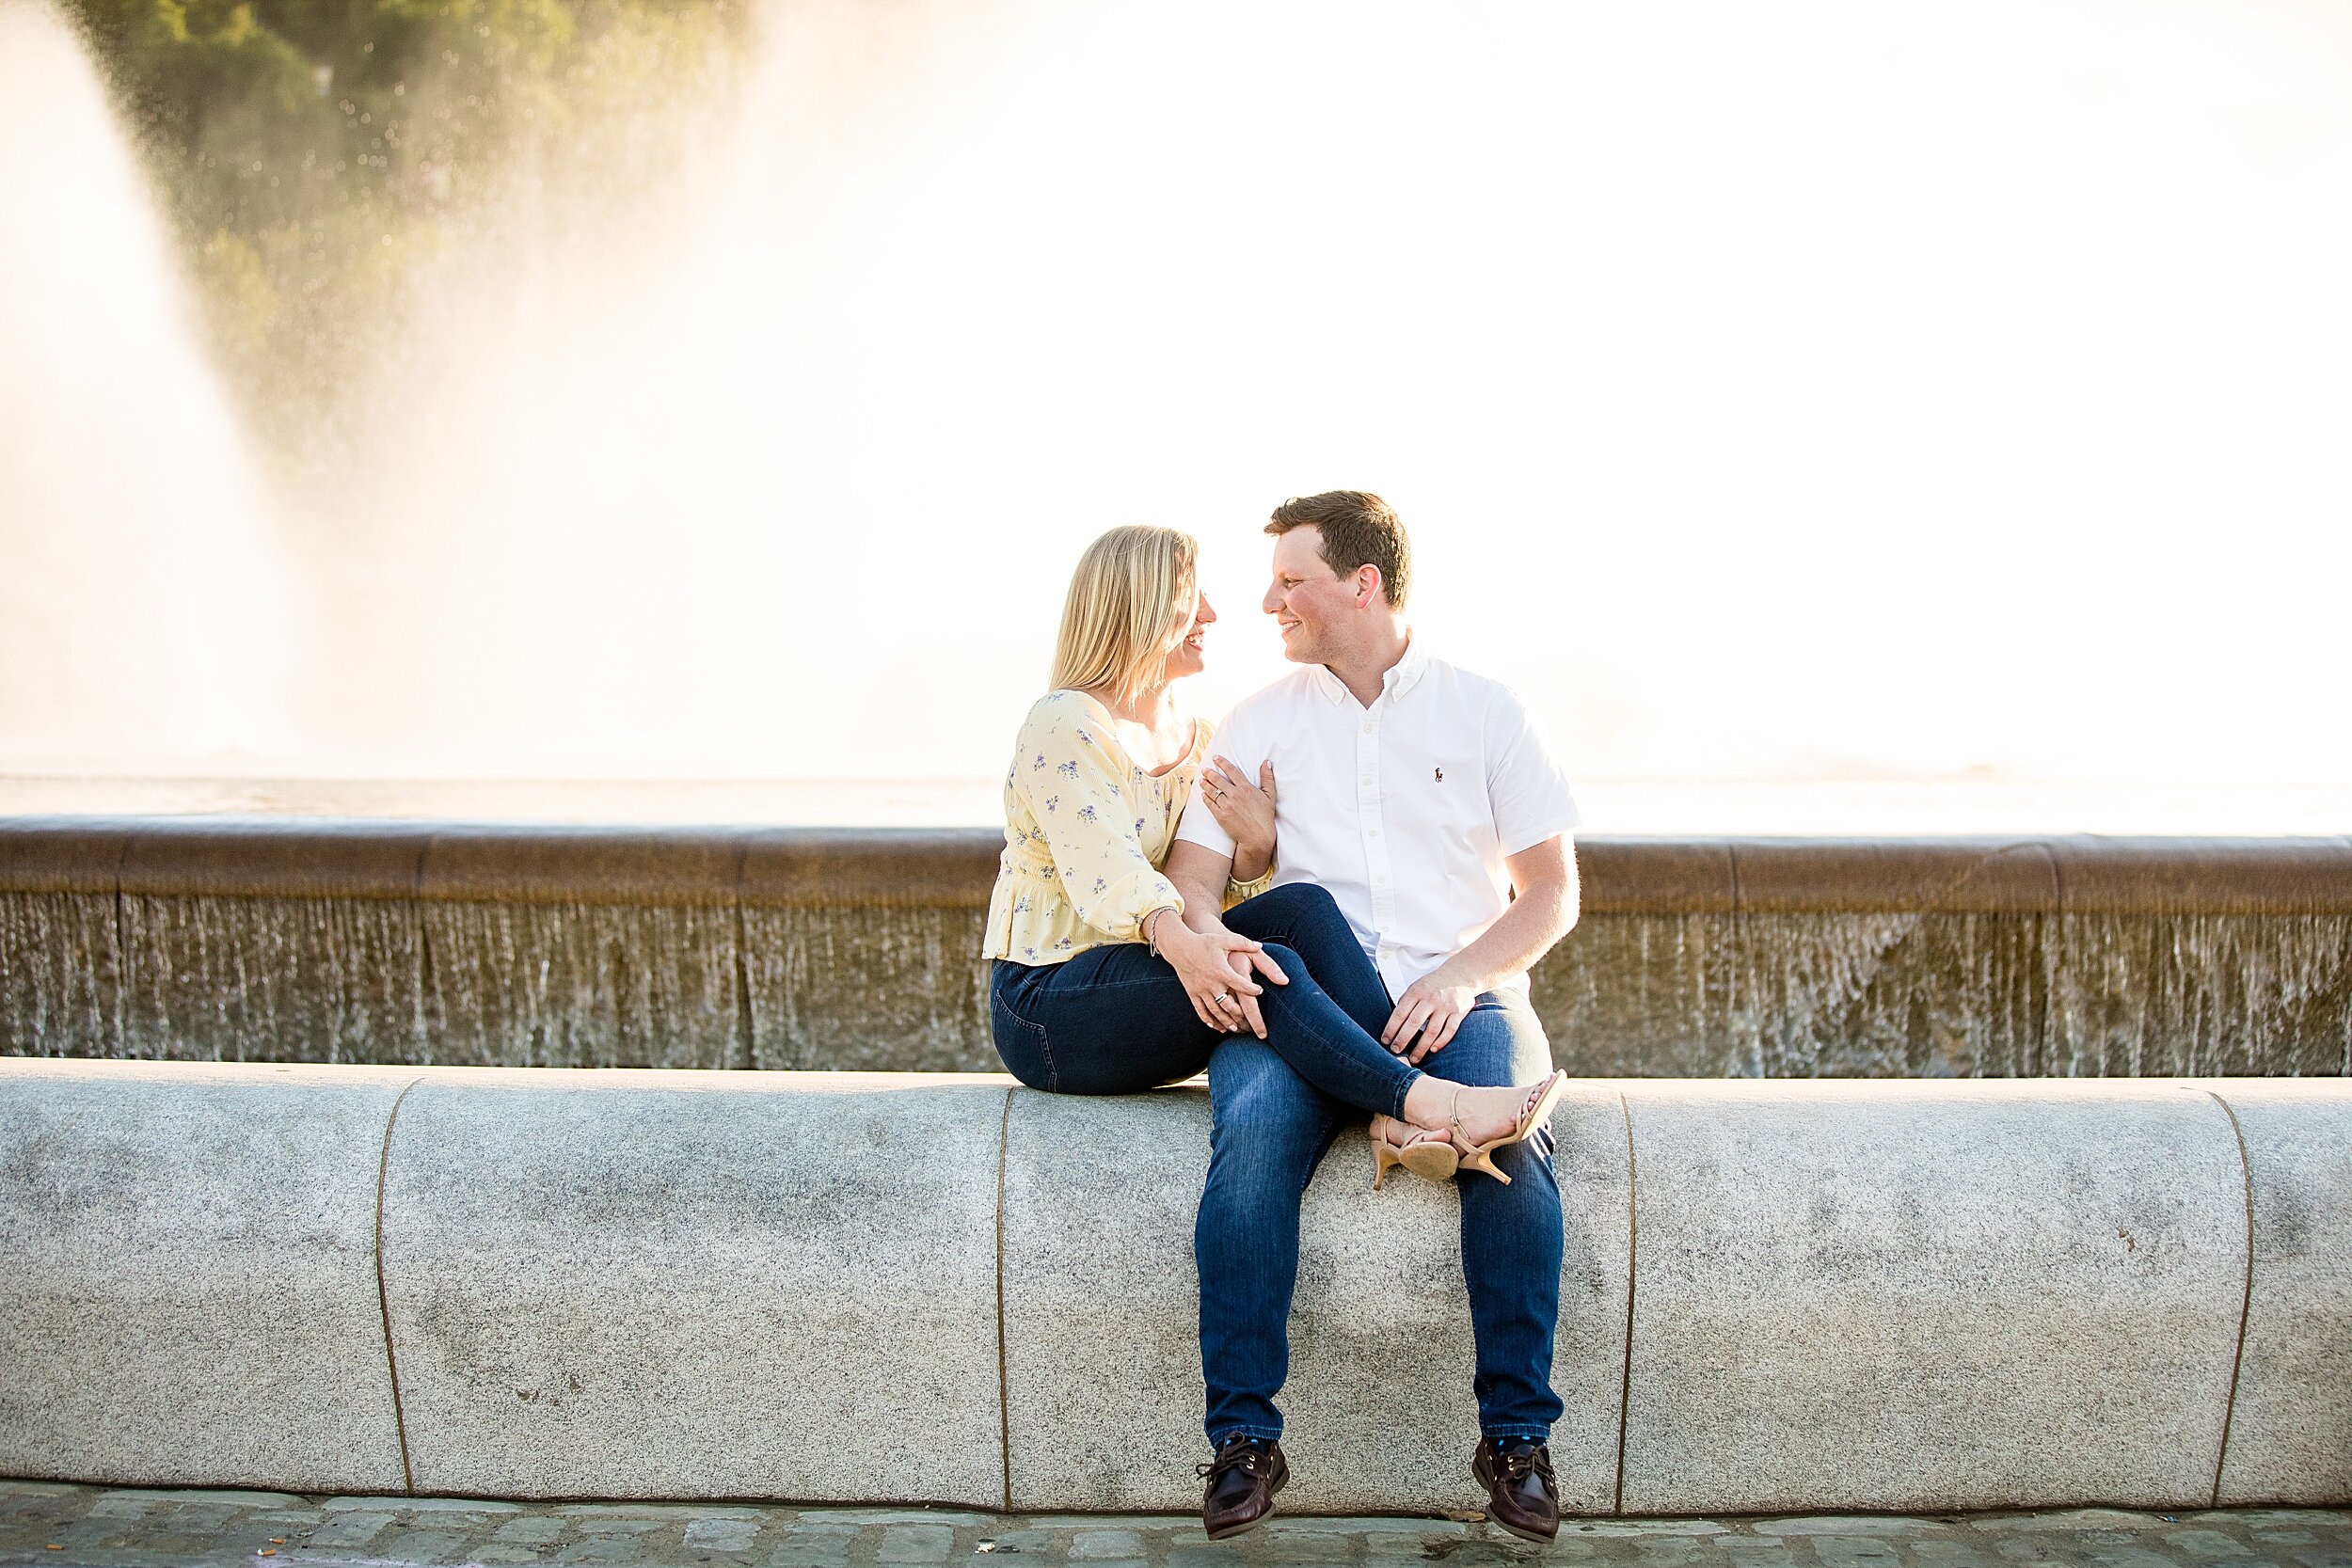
1196, 1438, 1269, 1482
1494, 1443, 1555, 1484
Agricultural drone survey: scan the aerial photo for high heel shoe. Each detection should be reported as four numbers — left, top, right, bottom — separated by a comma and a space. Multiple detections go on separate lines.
1370, 1114, 1459, 1188
1447, 1070, 1570, 1185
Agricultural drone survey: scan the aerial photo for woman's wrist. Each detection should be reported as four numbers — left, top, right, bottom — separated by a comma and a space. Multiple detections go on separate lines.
1143, 904, 1184, 958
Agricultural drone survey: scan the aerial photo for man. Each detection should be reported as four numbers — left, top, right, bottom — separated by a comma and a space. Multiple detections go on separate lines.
1163, 490, 1581, 1544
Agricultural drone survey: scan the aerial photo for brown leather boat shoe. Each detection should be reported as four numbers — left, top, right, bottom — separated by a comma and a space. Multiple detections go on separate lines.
1198, 1435, 1288, 1539
1472, 1434, 1560, 1542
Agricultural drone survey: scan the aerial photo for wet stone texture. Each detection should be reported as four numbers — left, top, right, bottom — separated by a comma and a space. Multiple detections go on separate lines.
421, 903, 744, 1069
742, 904, 993, 1072
0, 891, 119, 1058
2, 830, 2346, 1076
2050, 914, 2352, 1078
1, 1484, 2348, 1568
117, 895, 429, 1065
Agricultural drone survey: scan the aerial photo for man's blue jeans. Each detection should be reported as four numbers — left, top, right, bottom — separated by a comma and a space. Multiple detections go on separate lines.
1197, 989, 1565, 1447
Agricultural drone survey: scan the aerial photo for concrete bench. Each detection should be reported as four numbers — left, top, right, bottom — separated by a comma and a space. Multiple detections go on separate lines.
1, 1060, 2344, 1515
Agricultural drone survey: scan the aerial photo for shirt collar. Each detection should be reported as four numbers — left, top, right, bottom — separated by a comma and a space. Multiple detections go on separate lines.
1312, 634, 1430, 706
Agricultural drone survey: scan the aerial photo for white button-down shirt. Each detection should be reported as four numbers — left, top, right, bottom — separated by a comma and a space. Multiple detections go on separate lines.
1175, 641, 1580, 996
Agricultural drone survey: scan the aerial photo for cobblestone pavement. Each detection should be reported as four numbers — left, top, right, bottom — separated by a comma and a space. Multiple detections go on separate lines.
2, 1481, 2345, 1568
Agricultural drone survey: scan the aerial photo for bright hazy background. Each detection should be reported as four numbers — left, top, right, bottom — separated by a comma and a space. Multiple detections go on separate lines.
3, 0, 2347, 830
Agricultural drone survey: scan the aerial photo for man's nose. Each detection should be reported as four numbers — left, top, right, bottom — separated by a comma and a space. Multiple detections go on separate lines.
1261, 582, 1282, 615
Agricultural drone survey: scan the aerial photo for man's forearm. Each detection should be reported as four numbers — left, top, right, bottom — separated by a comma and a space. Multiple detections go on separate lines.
1431, 847, 1581, 994
1169, 869, 1232, 933
1162, 842, 1239, 936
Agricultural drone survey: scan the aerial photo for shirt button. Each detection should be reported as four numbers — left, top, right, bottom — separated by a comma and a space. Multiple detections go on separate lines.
1367, 829, 1379, 838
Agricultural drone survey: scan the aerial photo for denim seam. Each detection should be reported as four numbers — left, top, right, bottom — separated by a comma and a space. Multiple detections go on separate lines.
1209, 1424, 1284, 1446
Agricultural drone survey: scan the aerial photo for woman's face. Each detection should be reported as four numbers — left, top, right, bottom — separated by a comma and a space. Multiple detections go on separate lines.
1160, 590, 1216, 683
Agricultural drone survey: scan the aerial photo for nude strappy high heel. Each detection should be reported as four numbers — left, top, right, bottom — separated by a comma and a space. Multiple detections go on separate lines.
1447, 1070, 1570, 1185
1370, 1114, 1459, 1188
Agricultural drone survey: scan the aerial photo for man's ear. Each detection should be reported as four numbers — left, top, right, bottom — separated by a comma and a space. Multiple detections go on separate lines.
1356, 565, 1383, 608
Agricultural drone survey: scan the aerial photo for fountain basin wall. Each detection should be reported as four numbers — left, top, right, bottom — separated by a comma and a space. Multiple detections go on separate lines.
1, 1060, 2345, 1510
2, 817, 2347, 1076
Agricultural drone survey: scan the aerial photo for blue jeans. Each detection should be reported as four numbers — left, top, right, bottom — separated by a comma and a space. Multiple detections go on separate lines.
988, 882, 1420, 1117
1196, 990, 1564, 1447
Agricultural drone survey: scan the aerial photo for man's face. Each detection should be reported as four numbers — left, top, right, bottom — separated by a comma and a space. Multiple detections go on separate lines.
1263, 526, 1359, 665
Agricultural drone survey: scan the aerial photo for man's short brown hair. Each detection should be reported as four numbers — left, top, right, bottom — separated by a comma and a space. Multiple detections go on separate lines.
1265, 490, 1410, 608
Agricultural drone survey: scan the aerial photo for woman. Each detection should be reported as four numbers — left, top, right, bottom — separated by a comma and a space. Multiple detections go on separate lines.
982, 525, 1562, 1180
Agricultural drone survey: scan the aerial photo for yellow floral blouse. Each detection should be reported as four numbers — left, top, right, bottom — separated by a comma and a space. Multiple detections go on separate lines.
984, 690, 1271, 965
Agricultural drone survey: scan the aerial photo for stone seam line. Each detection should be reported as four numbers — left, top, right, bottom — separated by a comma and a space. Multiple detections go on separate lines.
2204, 1087, 2258, 1509
373, 1075, 426, 1497
994, 1085, 1015, 1513
1611, 1089, 1639, 1517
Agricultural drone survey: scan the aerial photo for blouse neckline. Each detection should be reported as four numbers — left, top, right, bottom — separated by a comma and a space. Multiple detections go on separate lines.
1059, 690, 1207, 782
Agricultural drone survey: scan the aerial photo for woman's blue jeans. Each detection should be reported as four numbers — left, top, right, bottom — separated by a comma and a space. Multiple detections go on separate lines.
989, 881, 1564, 1449
988, 882, 1419, 1117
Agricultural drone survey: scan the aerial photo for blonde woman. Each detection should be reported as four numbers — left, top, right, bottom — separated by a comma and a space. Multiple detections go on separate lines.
983, 526, 1468, 1164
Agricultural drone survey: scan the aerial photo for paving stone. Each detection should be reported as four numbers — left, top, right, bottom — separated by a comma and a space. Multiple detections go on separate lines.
479, 1549, 546, 1564
2160, 1530, 2251, 1557
1069, 1529, 1145, 1559
1970, 1513, 2167, 1533
87, 1498, 168, 1519
1716, 1543, 1801, 1568
765, 1529, 856, 1567
561, 1536, 650, 1563
1813, 1539, 1905, 1568
495, 1516, 572, 1544
1756, 1518, 1946, 1536
379, 1528, 477, 1562
562, 1505, 713, 1519
307, 1512, 397, 1548
576, 1517, 673, 1534
685, 1517, 763, 1551
877, 1523, 957, 1562
1909, 1548, 2003, 1567
2082, 1550, 2179, 1568
1234, 1527, 1351, 1560
1562, 1521, 1729, 1537
977, 1528, 1057, 1552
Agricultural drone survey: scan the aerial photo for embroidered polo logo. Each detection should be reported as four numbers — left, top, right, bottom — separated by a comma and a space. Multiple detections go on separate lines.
1434, 767, 1443, 782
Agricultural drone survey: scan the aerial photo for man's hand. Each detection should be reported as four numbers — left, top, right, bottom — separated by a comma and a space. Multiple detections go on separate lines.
1381, 970, 1481, 1063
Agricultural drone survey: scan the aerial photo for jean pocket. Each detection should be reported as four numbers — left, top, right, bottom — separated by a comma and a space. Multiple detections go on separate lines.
989, 990, 1057, 1092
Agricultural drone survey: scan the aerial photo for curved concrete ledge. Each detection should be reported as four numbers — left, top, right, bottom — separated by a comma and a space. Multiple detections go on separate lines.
2, 1060, 2344, 1512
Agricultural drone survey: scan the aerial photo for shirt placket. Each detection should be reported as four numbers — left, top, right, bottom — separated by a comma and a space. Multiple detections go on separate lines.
1357, 703, 1399, 976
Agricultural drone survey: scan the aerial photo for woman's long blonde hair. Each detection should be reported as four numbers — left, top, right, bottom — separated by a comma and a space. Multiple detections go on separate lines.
1049, 526, 1200, 705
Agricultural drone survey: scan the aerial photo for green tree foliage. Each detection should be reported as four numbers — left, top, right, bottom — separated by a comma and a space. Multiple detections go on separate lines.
57, 0, 746, 468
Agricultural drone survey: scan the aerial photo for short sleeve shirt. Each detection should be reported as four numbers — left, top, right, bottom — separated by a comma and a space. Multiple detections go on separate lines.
1174, 641, 1580, 996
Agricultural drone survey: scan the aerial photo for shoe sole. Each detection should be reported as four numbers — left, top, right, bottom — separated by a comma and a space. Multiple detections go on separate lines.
1202, 1498, 1276, 1541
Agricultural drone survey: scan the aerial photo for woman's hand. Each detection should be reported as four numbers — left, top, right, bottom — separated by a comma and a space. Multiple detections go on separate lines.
1201, 755, 1277, 880
1151, 909, 1289, 1037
